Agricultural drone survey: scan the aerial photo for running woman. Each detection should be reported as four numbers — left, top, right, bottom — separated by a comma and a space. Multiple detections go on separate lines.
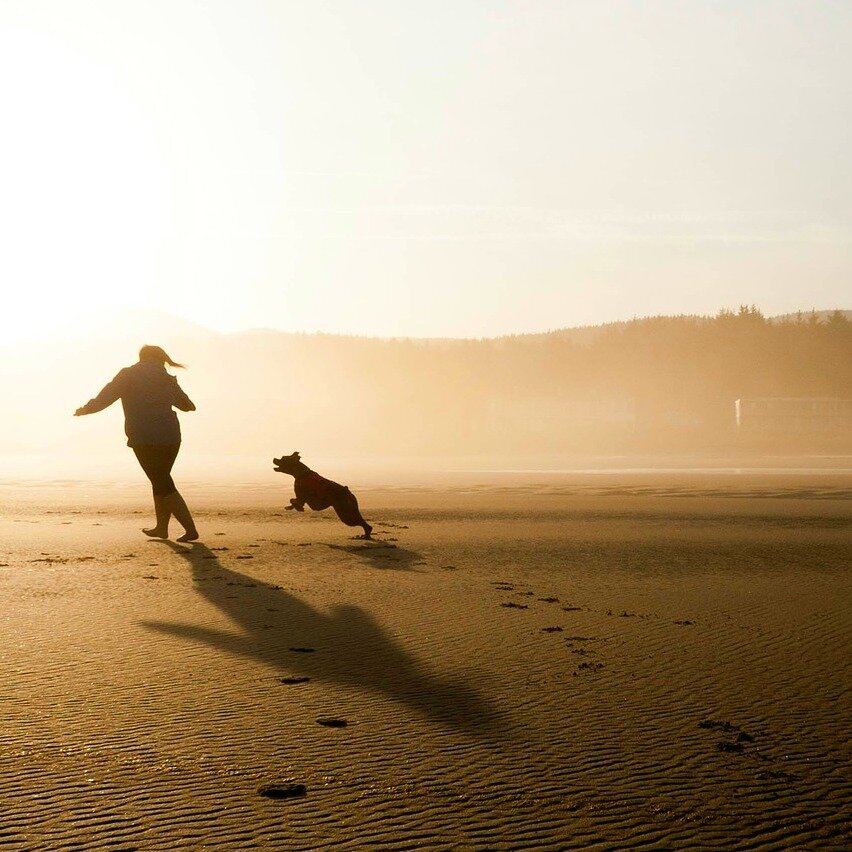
75, 345, 199, 542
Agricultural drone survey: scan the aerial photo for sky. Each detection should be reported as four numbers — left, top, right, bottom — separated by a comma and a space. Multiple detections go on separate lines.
1, 0, 849, 341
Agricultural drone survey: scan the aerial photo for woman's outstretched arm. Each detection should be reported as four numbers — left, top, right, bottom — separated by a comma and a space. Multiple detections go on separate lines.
74, 371, 127, 416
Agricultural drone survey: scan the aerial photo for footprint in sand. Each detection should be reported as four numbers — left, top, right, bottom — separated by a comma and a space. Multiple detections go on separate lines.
279, 677, 310, 685
538, 596, 559, 603
259, 783, 307, 799
289, 647, 315, 653
674, 619, 695, 625
316, 717, 348, 728
575, 661, 605, 674
699, 719, 758, 756
236, 554, 254, 560
566, 634, 599, 656
501, 602, 528, 610
758, 769, 798, 782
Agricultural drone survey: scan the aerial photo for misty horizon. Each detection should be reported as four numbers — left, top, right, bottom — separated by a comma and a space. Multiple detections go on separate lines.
1, 305, 848, 484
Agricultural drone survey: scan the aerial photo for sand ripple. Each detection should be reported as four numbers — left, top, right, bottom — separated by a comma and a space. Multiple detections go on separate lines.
0, 491, 849, 848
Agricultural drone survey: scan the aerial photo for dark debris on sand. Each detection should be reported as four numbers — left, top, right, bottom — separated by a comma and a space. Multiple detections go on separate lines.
259, 783, 307, 799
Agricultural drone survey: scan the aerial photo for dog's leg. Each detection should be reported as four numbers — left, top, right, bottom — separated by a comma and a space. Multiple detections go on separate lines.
288, 497, 306, 512
333, 491, 372, 538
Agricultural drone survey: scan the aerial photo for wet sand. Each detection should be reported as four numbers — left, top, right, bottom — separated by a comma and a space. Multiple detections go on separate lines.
0, 475, 850, 849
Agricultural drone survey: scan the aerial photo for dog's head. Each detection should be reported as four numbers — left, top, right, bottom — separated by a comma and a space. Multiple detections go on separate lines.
273, 451, 302, 476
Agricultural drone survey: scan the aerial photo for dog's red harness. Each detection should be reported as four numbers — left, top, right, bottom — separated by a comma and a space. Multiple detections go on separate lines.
295, 471, 344, 503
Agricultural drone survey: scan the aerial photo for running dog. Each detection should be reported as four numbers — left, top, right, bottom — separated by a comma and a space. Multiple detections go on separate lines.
273, 452, 372, 539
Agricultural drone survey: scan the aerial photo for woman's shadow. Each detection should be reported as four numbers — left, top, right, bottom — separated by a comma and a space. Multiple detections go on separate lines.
142, 542, 507, 738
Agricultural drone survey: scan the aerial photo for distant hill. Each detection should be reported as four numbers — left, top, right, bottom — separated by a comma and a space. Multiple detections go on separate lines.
494, 309, 852, 346
69, 307, 214, 343
32, 305, 851, 348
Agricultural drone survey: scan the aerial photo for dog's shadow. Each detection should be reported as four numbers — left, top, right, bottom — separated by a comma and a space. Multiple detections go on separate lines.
321, 540, 422, 571
142, 541, 506, 738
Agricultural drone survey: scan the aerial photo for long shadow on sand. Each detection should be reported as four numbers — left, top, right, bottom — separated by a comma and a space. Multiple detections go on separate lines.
142, 542, 506, 737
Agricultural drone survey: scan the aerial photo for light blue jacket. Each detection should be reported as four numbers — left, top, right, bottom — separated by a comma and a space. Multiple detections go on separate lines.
81, 360, 195, 447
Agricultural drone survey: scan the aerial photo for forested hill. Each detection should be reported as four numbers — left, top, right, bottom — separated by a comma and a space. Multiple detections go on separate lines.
176, 307, 852, 455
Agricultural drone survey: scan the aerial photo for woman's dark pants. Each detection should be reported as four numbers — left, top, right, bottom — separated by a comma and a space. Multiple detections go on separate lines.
132, 444, 180, 497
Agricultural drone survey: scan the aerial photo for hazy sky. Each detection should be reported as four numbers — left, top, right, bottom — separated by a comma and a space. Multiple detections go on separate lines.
1, 0, 849, 339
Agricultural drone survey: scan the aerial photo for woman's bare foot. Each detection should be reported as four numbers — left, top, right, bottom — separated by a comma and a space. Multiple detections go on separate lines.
143, 527, 169, 539
176, 529, 199, 542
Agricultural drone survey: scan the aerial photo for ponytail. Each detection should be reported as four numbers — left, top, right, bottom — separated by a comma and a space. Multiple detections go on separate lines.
139, 344, 186, 369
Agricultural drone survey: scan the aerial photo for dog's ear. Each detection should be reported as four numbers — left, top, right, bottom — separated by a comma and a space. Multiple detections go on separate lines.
292, 451, 300, 460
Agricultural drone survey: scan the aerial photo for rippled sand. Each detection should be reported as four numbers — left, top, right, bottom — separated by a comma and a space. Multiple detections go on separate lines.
1, 477, 849, 849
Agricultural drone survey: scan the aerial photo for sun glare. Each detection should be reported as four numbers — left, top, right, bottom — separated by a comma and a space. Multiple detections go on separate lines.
0, 28, 170, 342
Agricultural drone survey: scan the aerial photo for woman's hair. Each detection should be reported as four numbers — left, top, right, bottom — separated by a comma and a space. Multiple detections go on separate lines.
139, 344, 186, 369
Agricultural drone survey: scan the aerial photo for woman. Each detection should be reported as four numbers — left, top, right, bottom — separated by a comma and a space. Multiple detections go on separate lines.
75, 345, 199, 542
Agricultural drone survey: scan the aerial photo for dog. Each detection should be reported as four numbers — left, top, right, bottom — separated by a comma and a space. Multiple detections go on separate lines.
273, 452, 372, 539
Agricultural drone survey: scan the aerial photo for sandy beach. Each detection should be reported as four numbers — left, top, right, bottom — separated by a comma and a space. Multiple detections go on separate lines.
1, 473, 850, 849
